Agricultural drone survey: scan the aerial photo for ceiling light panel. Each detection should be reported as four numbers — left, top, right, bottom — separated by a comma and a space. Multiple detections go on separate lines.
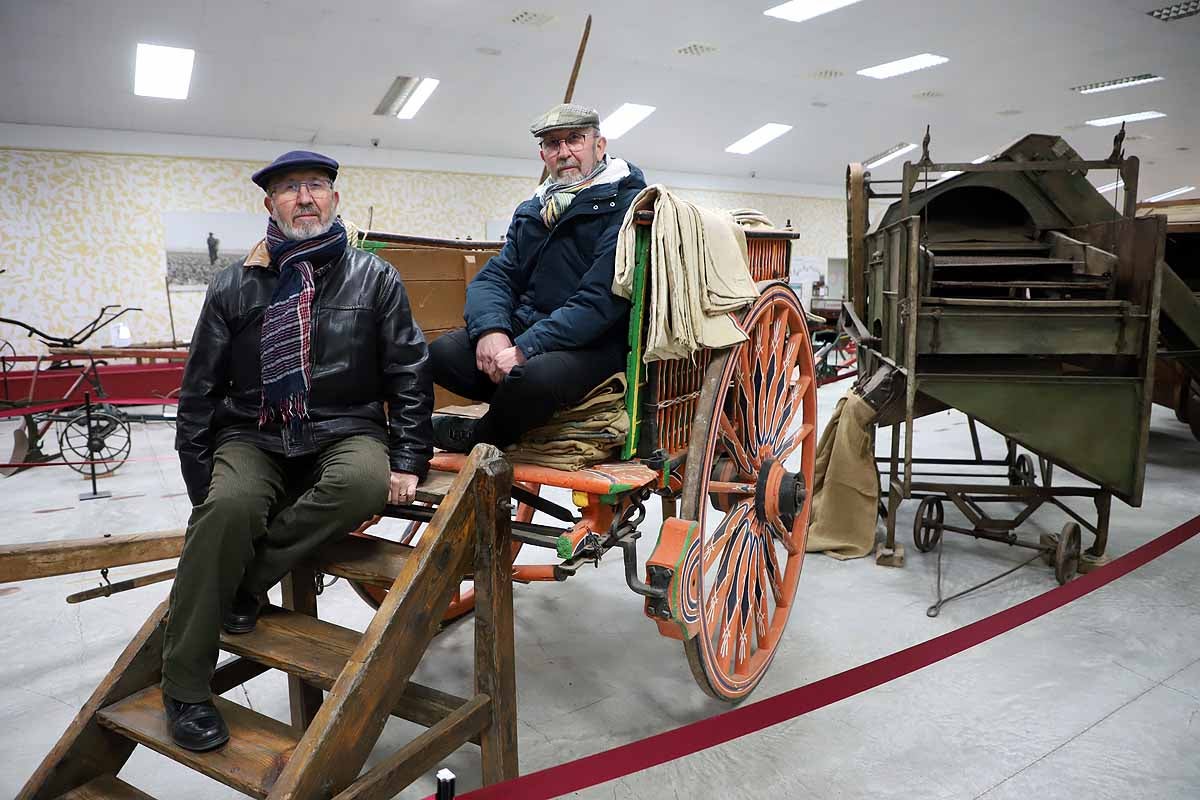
1071, 74, 1163, 94
1096, 180, 1124, 192
857, 53, 948, 79
600, 103, 656, 140
1147, 186, 1196, 202
374, 76, 440, 119
1147, 2, 1200, 21
763, 0, 863, 23
865, 142, 917, 168
725, 123, 793, 155
134, 43, 194, 100
1084, 110, 1166, 126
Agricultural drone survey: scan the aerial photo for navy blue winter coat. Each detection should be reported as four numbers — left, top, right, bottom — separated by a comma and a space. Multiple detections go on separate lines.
464, 161, 647, 357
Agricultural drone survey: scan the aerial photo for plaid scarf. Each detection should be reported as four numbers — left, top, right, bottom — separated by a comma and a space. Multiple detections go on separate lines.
258, 217, 347, 429
540, 158, 608, 228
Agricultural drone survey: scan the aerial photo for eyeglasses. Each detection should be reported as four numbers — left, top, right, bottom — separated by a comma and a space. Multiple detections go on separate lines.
539, 131, 592, 154
270, 178, 334, 200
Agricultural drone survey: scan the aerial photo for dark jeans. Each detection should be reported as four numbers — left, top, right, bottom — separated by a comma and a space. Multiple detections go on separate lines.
429, 328, 625, 448
161, 435, 388, 702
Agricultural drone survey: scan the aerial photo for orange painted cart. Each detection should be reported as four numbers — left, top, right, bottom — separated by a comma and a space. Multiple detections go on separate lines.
355, 213, 817, 702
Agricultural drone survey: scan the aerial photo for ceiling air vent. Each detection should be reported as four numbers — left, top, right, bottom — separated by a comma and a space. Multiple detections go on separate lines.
913, 90, 943, 100
1070, 73, 1163, 93
809, 69, 844, 80
1147, 2, 1199, 21
996, 108, 1023, 116
510, 10, 555, 26
675, 42, 718, 56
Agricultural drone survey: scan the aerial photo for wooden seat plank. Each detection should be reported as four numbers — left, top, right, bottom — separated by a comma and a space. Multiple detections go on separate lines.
97, 688, 299, 799
54, 775, 156, 800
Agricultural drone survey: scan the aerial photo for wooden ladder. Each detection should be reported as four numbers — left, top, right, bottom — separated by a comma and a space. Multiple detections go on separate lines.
18, 444, 518, 800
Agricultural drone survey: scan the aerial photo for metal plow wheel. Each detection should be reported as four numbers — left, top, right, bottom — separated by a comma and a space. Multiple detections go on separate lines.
680, 284, 817, 702
349, 483, 539, 624
58, 407, 132, 476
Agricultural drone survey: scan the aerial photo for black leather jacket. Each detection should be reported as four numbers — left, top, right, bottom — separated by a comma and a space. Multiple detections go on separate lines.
175, 245, 434, 505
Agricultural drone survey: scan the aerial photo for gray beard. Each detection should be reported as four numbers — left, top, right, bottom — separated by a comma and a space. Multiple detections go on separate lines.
275, 204, 337, 241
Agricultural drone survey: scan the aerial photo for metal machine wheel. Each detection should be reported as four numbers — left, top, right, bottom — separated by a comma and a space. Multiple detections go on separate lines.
1009, 453, 1036, 487
58, 408, 132, 476
348, 485, 538, 623
1055, 522, 1082, 585
913, 496, 945, 553
680, 283, 817, 702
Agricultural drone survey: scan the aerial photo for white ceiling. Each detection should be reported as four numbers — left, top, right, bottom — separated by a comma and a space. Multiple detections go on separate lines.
1, 0, 1197, 198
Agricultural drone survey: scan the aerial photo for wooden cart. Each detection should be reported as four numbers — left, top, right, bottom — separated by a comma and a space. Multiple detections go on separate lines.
356, 213, 817, 702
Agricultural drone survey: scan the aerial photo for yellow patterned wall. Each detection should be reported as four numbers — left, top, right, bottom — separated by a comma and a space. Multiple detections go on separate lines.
0, 148, 844, 355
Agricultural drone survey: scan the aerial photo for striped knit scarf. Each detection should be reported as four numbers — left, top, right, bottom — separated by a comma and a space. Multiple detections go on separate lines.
258, 217, 347, 429
540, 158, 608, 228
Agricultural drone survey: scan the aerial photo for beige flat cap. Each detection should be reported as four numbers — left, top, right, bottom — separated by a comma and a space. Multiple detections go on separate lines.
530, 103, 601, 137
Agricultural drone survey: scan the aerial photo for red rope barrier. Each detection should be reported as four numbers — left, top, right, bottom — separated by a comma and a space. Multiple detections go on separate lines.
444, 513, 1200, 800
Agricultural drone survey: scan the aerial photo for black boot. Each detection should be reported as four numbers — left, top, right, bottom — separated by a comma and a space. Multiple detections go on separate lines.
222, 588, 264, 635
432, 415, 479, 453
163, 692, 230, 752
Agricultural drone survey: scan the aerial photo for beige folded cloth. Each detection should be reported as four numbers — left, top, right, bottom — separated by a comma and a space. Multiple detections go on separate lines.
505, 373, 629, 470
726, 208, 775, 228
805, 391, 880, 559
614, 185, 760, 362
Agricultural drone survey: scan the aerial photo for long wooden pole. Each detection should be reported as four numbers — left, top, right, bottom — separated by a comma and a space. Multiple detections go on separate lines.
0, 529, 184, 583
539, 14, 593, 185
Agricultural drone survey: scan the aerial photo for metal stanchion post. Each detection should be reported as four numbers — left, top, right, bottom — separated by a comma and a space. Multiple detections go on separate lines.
78, 392, 111, 501
435, 768, 456, 799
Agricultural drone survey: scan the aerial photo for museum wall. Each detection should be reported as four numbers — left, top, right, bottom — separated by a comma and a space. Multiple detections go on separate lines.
0, 146, 845, 354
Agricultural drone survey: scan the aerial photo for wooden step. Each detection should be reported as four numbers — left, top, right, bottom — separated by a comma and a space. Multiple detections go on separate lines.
96, 687, 300, 799
55, 775, 156, 800
219, 606, 474, 737
304, 535, 414, 588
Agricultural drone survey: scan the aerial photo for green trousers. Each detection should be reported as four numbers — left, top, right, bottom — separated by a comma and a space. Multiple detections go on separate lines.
161, 435, 388, 703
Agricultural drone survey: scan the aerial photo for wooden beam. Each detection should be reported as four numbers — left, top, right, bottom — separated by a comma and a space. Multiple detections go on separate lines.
0, 530, 184, 584
472, 455, 519, 785
281, 569, 324, 734
331, 694, 491, 800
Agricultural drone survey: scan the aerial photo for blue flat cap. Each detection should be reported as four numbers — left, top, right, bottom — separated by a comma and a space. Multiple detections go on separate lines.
252, 150, 339, 191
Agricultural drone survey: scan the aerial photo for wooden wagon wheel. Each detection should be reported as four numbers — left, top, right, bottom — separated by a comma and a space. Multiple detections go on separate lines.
349, 483, 539, 623
1054, 522, 1082, 585
58, 407, 132, 476
679, 283, 817, 702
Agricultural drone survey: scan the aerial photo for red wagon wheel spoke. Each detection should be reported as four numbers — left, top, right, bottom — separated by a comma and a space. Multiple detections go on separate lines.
682, 284, 816, 701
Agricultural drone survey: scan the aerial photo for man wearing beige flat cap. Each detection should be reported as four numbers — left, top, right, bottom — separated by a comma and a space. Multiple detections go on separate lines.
429, 103, 647, 452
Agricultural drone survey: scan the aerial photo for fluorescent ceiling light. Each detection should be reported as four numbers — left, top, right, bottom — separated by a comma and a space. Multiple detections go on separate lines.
865, 142, 917, 168
1085, 110, 1166, 126
857, 53, 948, 80
1096, 180, 1124, 193
374, 76, 441, 119
1071, 74, 1163, 94
600, 103, 656, 139
134, 43, 194, 100
397, 77, 439, 119
763, 0, 863, 23
1147, 186, 1196, 202
941, 154, 992, 179
725, 123, 793, 155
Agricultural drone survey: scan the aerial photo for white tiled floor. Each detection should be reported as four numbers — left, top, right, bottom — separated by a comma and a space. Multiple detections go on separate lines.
2, 382, 1198, 799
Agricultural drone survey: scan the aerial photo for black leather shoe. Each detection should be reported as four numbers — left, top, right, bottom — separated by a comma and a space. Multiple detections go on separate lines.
222, 589, 264, 635
163, 693, 229, 752
432, 415, 479, 453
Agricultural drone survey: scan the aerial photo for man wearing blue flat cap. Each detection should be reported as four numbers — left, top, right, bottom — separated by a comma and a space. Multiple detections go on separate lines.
162, 150, 434, 751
